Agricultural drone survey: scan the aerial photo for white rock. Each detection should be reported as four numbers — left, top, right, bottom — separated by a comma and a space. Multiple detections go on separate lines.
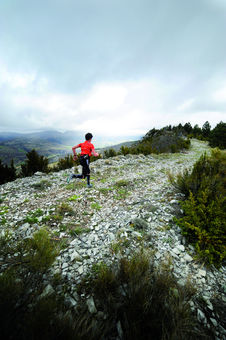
40, 284, 54, 298
86, 296, 97, 314
197, 309, 206, 322
62, 263, 68, 270
155, 252, 161, 260
198, 269, 206, 277
172, 247, 180, 255
210, 318, 218, 327
184, 254, 193, 262
70, 239, 79, 246
70, 250, 81, 261
108, 232, 115, 241
78, 266, 84, 275
177, 245, 185, 252
170, 199, 178, 204
34, 171, 44, 176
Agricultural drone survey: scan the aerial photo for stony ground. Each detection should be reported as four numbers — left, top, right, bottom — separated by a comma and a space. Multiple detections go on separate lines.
0, 139, 225, 339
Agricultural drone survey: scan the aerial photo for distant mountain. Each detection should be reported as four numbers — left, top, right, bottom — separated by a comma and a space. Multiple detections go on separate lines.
0, 132, 22, 142
0, 130, 83, 165
0, 130, 137, 165
99, 141, 136, 153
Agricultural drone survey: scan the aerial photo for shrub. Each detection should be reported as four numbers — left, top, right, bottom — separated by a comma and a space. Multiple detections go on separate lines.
76, 250, 211, 339
175, 190, 226, 266
171, 150, 226, 266
32, 179, 52, 190
57, 202, 76, 216
53, 154, 75, 171
120, 146, 130, 155
25, 228, 58, 273
170, 150, 226, 198
0, 234, 215, 339
104, 148, 117, 158
0, 228, 69, 340
24, 208, 44, 224
114, 179, 129, 187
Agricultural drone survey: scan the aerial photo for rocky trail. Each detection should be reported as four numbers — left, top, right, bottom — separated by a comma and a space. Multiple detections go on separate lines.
0, 139, 225, 339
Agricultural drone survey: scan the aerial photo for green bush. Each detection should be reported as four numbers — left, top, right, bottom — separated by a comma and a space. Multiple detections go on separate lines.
57, 202, 76, 216
76, 250, 212, 339
175, 190, 226, 266
104, 148, 117, 158
171, 150, 226, 266
25, 228, 58, 273
32, 179, 52, 190
0, 228, 69, 340
170, 150, 226, 198
0, 234, 216, 339
52, 154, 75, 171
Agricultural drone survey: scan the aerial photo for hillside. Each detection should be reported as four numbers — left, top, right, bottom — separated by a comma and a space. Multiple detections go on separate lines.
0, 130, 83, 165
0, 139, 225, 339
100, 140, 136, 152
0, 130, 135, 165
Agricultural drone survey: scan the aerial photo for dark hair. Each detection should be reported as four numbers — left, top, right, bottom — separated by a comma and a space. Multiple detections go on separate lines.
85, 133, 93, 140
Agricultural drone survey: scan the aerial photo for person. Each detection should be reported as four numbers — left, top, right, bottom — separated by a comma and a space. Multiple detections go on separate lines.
67, 133, 99, 188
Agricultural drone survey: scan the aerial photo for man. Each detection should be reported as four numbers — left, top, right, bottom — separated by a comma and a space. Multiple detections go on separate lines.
67, 133, 99, 188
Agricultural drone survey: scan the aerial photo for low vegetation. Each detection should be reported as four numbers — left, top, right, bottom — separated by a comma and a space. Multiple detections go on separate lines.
170, 149, 226, 267
75, 250, 212, 340
0, 233, 214, 339
0, 228, 71, 340
104, 127, 191, 158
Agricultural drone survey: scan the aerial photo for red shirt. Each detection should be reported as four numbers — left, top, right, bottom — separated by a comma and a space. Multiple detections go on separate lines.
78, 141, 95, 156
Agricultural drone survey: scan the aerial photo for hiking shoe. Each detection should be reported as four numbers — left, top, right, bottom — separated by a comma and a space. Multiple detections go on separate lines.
87, 184, 93, 188
67, 174, 74, 183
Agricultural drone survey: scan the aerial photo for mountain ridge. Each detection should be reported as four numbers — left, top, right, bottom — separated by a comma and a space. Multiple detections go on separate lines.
0, 139, 225, 339
0, 130, 136, 165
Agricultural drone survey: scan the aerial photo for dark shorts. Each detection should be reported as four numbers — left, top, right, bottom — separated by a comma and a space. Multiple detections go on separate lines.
79, 155, 90, 177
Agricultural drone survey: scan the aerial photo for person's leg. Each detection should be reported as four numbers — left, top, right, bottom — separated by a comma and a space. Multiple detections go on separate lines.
67, 156, 85, 183
74, 174, 83, 179
84, 158, 91, 186
67, 173, 83, 183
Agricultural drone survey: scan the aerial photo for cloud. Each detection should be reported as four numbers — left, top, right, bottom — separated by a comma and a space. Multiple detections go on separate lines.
177, 99, 195, 112
0, 0, 225, 139
213, 86, 226, 103
80, 84, 128, 112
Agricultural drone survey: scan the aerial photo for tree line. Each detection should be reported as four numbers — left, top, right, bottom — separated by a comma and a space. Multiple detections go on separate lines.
0, 121, 225, 185
104, 121, 226, 157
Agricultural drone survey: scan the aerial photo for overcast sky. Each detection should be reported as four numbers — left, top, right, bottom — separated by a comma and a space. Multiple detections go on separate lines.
0, 0, 225, 142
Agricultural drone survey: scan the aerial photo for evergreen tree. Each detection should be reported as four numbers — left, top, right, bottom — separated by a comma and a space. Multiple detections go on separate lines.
0, 159, 17, 184
193, 124, 202, 137
202, 121, 211, 138
209, 122, 226, 149
20, 149, 49, 177
183, 122, 193, 134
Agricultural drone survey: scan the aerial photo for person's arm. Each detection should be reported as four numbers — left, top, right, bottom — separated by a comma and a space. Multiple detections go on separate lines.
72, 144, 81, 160
91, 147, 99, 157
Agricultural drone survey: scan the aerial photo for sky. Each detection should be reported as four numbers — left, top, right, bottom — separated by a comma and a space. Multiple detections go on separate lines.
0, 0, 226, 143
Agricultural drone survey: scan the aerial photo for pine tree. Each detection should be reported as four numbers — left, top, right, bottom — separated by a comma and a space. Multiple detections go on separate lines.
209, 122, 226, 149
20, 149, 49, 177
202, 121, 211, 138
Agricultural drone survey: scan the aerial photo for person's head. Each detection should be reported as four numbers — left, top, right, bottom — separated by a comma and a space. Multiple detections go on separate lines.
85, 132, 93, 141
